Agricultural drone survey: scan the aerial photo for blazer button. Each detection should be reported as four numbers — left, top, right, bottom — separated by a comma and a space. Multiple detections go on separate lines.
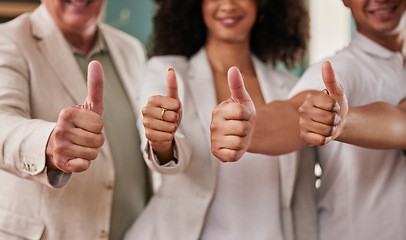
104, 180, 114, 190
99, 229, 108, 238
23, 163, 30, 171
30, 163, 37, 172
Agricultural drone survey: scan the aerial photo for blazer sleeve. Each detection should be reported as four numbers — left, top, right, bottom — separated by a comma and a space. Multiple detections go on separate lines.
0, 32, 67, 188
136, 56, 192, 174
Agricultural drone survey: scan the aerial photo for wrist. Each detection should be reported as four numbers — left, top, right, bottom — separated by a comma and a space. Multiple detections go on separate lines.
150, 140, 177, 165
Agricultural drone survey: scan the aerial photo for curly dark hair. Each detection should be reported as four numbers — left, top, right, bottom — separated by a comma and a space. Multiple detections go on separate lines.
150, 0, 309, 69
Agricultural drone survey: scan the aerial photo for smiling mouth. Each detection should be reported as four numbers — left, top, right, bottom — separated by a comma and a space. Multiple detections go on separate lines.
66, 0, 90, 7
368, 6, 396, 16
218, 17, 242, 26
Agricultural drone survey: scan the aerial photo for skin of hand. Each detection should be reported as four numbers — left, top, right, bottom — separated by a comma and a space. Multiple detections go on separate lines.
46, 60, 105, 173
142, 68, 182, 164
298, 61, 348, 146
210, 66, 256, 162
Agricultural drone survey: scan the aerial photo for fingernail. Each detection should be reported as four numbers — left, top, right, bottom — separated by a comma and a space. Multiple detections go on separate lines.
334, 115, 341, 125
333, 102, 340, 112
324, 137, 331, 145
331, 126, 337, 136
168, 68, 175, 72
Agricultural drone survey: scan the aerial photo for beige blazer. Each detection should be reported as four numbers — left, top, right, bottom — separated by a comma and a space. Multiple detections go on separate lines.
125, 49, 317, 240
0, 5, 146, 239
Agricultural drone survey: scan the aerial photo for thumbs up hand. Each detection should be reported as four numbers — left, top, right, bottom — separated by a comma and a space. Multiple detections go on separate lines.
46, 61, 105, 173
298, 61, 348, 146
142, 68, 182, 164
210, 67, 256, 162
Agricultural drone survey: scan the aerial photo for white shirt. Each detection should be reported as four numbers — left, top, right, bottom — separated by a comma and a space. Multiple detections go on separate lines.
289, 32, 406, 240
201, 153, 283, 240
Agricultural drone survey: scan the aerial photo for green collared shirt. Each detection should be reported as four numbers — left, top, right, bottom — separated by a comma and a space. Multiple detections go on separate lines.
73, 31, 150, 240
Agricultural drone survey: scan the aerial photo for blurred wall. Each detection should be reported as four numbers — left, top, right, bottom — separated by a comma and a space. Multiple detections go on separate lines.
308, 0, 352, 64
103, 0, 156, 52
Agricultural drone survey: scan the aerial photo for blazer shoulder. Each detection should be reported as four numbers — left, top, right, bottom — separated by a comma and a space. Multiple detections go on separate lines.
0, 13, 31, 40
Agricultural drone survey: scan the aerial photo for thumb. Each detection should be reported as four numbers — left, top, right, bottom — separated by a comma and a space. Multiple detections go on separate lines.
84, 60, 104, 117
166, 68, 179, 99
227, 66, 256, 121
322, 61, 344, 99
228, 66, 251, 103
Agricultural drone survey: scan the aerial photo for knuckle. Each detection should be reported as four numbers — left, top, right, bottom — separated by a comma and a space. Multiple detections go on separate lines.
235, 137, 245, 147
141, 106, 149, 116
211, 145, 218, 155
144, 129, 154, 140
89, 149, 99, 160
53, 142, 65, 155
210, 121, 219, 131
53, 156, 64, 166
304, 93, 314, 102
212, 106, 221, 116
329, 100, 337, 110
93, 119, 104, 131
59, 108, 74, 121
169, 112, 179, 122
328, 114, 336, 125
237, 107, 249, 119
168, 124, 177, 133
54, 161, 66, 171
143, 118, 151, 128
53, 126, 65, 138
148, 95, 162, 106
99, 134, 105, 146
298, 118, 307, 129
240, 123, 250, 135
75, 162, 90, 172
298, 106, 305, 114
165, 132, 175, 142
229, 152, 239, 162
149, 142, 159, 149
316, 137, 325, 146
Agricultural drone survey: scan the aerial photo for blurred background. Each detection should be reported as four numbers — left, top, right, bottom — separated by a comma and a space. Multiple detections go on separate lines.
0, 0, 353, 74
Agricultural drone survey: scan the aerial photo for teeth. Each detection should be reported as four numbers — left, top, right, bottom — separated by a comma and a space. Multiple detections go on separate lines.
70, 0, 88, 7
222, 18, 237, 24
374, 9, 391, 14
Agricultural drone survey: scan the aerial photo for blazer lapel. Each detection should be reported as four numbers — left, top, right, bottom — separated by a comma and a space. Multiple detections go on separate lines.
252, 57, 300, 208
186, 48, 218, 137
30, 5, 87, 106
252, 56, 287, 102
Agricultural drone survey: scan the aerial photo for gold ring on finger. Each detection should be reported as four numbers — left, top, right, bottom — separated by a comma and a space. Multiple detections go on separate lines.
160, 107, 167, 121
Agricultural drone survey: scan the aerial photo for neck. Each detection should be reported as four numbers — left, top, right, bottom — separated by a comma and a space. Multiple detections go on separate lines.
358, 19, 405, 53
63, 25, 98, 55
363, 30, 405, 53
205, 37, 255, 76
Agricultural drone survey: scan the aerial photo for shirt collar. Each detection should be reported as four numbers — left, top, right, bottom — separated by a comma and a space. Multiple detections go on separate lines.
351, 31, 404, 61
71, 29, 107, 57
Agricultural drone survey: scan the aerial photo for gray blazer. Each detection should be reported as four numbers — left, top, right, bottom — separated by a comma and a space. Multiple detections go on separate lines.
0, 5, 146, 239
126, 48, 317, 240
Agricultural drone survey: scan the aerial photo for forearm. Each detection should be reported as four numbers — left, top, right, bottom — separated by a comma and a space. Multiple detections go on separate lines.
0, 39, 59, 185
337, 101, 406, 149
248, 100, 306, 155
0, 115, 58, 184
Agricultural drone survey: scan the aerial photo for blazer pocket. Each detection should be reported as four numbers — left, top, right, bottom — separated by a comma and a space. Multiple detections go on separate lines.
0, 207, 44, 240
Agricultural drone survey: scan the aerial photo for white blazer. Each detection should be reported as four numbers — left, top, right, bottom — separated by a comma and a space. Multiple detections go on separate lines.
126, 48, 317, 240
